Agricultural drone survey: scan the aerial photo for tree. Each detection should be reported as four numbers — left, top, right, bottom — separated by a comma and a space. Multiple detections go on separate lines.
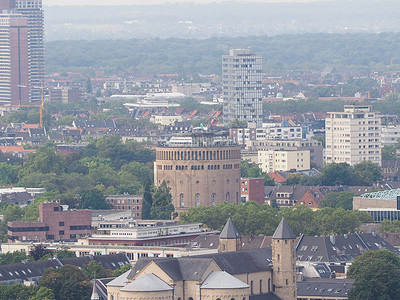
85, 77, 92, 94
322, 162, 355, 186
379, 220, 400, 233
29, 244, 50, 261
0, 283, 36, 300
29, 287, 55, 300
354, 161, 382, 185
348, 250, 400, 300
82, 260, 112, 279
113, 263, 132, 277
150, 181, 174, 220
80, 189, 111, 209
39, 265, 91, 300
0, 163, 21, 184
0, 251, 29, 265
319, 191, 354, 210
382, 145, 397, 161
142, 182, 153, 220
285, 173, 302, 185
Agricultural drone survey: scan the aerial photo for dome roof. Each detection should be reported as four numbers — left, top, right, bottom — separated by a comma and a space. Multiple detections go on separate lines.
201, 271, 249, 289
121, 274, 173, 292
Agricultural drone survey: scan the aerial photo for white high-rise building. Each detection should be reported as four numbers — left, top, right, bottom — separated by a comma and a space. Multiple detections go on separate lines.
325, 105, 382, 166
222, 49, 263, 127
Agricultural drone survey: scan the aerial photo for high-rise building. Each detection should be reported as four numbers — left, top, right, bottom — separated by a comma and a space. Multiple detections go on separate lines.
222, 49, 263, 127
325, 105, 382, 166
0, 13, 29, 105
14, 0, 44, 102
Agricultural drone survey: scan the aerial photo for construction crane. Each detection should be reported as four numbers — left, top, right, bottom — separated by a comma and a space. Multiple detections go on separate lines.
16, 82, 46, 128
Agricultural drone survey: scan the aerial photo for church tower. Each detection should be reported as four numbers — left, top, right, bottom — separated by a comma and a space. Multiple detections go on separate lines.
272, 218, 297, 300
219, 218, 242, 253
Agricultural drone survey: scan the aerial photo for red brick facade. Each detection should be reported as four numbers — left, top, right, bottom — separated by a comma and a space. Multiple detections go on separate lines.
106, 195, 142, 219
241, 178, 265, 205
8, 202, 93, 242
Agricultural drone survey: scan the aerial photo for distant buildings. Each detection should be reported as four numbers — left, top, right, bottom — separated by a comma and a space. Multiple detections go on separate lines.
49, 87, 82, 104
325, 105, 382, 166
240, 178, 265, 204
106, 195, 142, 219
381, 125, 400, 146
222, 49, 263, 127
154, 130, 241, 214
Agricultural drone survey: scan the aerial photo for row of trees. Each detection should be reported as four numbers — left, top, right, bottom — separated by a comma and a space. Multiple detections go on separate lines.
180, 201, 372, 236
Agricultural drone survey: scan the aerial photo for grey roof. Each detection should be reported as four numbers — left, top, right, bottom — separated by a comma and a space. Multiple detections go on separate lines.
220, 218, 241, 239
250, 293, 283, 300
127, 257, 214, 282
296, 233, 399, 263
60, 253, 130, 270
121, 274, 172, 292
272, 218, 295, 239
107, 270, 131, 287
297, 279, 353, 298
201, 271, 248, 289
197, 248, 273, 275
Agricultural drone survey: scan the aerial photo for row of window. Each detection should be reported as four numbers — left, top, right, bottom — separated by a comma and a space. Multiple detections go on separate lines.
157, 149, 240, 161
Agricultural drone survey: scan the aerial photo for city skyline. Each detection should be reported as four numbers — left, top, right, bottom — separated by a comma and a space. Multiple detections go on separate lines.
44, 0, 337, 5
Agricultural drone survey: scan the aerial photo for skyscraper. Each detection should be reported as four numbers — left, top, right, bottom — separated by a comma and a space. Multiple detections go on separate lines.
0, 0, 44, 104
222, 49, 263, 127
0, 13, 29, 105
14, 0, 44, 102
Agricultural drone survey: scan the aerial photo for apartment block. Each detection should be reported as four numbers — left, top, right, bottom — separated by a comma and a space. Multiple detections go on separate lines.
325, 105, 381, 166
222, 49, 263, 127
106, 195, 142, 219
258, 149, 310, 173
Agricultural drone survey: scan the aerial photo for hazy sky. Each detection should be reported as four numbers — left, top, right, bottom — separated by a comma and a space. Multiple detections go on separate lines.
44, 0, 335, 6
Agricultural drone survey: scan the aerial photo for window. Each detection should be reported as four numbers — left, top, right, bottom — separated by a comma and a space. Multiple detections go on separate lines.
226, 192, 230, 202
59, 230, 64, 235
212, 193, 216, 205
195, 194, 200, 206
251, 280, 254, 295
59, 222, 64, 226
260, 279, 262, 293
180, 194, 184, 207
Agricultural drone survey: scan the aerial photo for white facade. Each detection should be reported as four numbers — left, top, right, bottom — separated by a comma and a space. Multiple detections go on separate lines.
222, 49, 263, 127
382, 125, 400, 146
150, 115, 183, 126
258, 149, 310, 173
325, 105, 381, 166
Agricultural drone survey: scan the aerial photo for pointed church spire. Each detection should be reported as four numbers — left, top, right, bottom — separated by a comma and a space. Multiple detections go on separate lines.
272, 217, 295, 239
91, 280, 100, 300
220, 218, 241, 239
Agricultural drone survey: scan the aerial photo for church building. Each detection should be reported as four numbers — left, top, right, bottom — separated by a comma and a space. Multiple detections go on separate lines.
107, 218, 297, 300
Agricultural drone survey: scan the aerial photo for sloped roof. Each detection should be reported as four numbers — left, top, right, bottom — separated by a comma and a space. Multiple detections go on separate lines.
120, 274, 172, 292
107, 270, 131, 287
272, 218, 295, 239
201, 271, 248, 289
220, 218, 241, 239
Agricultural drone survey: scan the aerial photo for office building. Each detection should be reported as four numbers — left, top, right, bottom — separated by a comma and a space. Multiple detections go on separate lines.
105, 195, 142, 219
8, 202, 93, 242
0, 13, 29, 105
222, 49, 263, 127
325, 105, 381, 166
0, 0, 45, 104
154, 130, 241, 215
381, 125, 400, 146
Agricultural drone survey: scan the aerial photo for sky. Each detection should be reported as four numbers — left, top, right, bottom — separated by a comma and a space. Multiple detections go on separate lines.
44, 0, 335, 6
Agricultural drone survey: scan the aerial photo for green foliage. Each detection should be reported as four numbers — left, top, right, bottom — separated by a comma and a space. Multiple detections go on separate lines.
150, 181, 175, 220
353, 161, 383, 186
382, 145, 397, 161
82, 260, 112, 279
39, 264, 91, 300
0, 283, 36, 300
142, 183, 153, 220
181, 202, 372, 236
29, 244, 51, 261
379, 220, 400, 233
0, 251, 29, 265
113, 263, 132, 277
348, 250, 400, 300
241, 160, 275, 186
81, 189, 111, 210
285, 173, 302, 185
0, 162, 21, 184
29, 286, 55, 300
319, 191, 354, 210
